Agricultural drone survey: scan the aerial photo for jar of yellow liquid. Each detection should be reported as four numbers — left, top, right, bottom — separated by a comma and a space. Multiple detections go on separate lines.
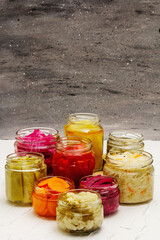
64, 113, 103, 171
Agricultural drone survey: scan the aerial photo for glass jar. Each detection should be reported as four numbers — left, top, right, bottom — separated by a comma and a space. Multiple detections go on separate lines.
32, 176, 75, 217
56, 189, 103, 234
107, 130, 144, 153
64, 113, 103, 171
5, 152, 47, 204
103, 150, 154, 204
79, 175, 120, 216
14, 127, 59, 175
52, 136, 95, 187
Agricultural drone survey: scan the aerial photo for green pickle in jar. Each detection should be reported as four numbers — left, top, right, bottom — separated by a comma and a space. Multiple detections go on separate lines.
5, 152, 47, 204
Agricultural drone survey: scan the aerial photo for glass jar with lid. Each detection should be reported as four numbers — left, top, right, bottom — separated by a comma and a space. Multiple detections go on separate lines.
103, 150, 154, 204
79, 175, 120, 216
52, 136, 95, 187
64, 113, 103, 171
56, 189, 103, 234
14, 127, 59, 175
107, 130, 144, 153
32, 176, 75, 217
5, 152, 47, 204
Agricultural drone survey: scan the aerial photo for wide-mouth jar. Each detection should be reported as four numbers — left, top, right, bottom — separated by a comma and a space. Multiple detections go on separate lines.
103, 150, 154, 204
107, 130, 144, 153
79, 175, 120, 215
56, 189, 103, 234
64, 113, 103, 171
32, 176, 75, 217
14, 127, 59, 174
5, 152, 47, 204
52, 136, 95, 187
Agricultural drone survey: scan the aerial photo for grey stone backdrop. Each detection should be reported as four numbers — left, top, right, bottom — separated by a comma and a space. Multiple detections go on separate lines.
0, 0, 160, 140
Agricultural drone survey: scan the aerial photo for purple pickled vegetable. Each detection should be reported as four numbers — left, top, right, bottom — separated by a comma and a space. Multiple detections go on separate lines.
79, 175, 120, 216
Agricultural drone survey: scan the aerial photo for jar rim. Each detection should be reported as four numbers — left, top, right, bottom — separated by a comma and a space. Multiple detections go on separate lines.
58, 188, 102, 210
56, 136, 92, 152
15, 127, 59, 144
34, 176, 75, 197
68, 113, 100, 124
108, 130, 144, 143
79, 175, 119, 191
6, 152, 44, 171
104, 150, 153, 168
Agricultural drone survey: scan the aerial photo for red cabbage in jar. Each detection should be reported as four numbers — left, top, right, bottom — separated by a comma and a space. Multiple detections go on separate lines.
79, 175, 120, 216
14, 127, 59, 175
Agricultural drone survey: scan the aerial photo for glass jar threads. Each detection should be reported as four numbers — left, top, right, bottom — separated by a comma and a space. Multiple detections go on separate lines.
107, 131, 144, 153
103, 150, 154, 204
5, 152, 47, 204
79, 175, 120, 216
52, 136, 95, 187
32, 176, 75, 217
56, 189, 103, 234
14, 127, 59, 174
64, 113, 103, 171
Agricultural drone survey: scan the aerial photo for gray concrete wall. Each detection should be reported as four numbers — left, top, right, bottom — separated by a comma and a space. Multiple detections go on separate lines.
0, 0, 160, 140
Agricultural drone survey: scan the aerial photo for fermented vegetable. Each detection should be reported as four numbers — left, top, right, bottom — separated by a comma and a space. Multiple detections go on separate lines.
103, 151, 154, 203
79, 175, 120, 215
32, 176, 75, 217
56, 189, 103, 234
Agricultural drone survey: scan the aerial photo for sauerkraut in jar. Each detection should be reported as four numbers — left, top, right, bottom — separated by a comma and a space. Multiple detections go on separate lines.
103, 150, 154, 204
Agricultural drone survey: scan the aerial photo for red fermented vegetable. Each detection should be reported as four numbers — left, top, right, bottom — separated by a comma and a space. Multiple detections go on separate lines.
79, 175, 120, 216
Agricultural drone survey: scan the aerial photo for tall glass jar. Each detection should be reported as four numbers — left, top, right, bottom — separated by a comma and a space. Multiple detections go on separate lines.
14, 127, 59, 175
107, 131, 144, 153
5, 152, 47, 204
103, 150, 154, 204
52, 136, 95, 187
64, 113, 103, 171
56, 189, 103, 234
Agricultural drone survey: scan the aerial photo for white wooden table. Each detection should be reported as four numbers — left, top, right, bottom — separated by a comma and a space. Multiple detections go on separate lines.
0, 140, 160, 240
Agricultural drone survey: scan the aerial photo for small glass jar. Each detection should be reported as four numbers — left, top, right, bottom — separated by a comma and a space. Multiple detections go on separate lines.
56, 189, 103, 234
32, 176, 75, 217
5, 152, 47, 204
14, 127, 59, 174
79, 175, 120, 216
103, 150, 154, 204
64, 113, 103, 171
52, 136, 95, 187
107, 131, 144, 153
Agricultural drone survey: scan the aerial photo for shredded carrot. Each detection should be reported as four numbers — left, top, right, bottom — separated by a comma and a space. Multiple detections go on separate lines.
140, 189, 146, 194
127, 186, 134, 193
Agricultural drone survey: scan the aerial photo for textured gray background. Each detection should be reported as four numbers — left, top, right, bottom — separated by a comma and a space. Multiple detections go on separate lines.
0, 0, 160, 140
